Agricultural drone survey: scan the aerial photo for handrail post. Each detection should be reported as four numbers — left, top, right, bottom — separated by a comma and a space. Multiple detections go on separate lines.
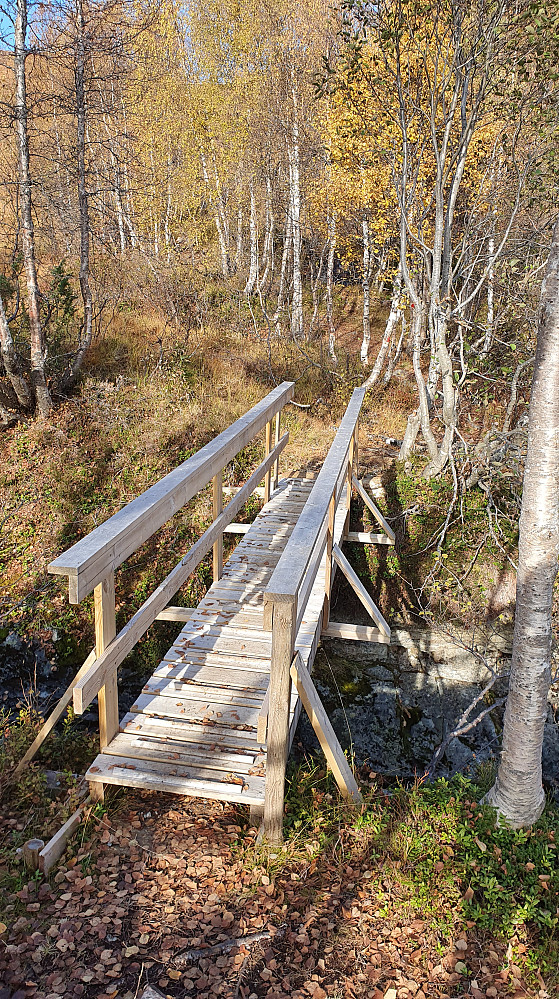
212, 471, 223, 581
264, 594, 296, 843
322, 491, 336, 630
345, 427, 357, 537
264, 420, 273, 503
92, 570, 117, 802
273, 411, 281, 491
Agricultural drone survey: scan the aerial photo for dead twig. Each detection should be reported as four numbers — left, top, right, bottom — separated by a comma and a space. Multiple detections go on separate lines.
172, 923, 287, 967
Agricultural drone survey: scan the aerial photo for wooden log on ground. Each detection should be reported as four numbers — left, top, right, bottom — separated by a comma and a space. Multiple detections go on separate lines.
38, 798, 91, 874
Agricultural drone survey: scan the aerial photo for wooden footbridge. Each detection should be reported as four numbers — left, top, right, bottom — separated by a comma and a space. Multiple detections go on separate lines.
22, 383, 395, 844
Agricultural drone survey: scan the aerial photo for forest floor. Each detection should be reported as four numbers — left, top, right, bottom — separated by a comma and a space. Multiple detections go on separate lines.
1, 773, 558, 999
0, 285, 554, 998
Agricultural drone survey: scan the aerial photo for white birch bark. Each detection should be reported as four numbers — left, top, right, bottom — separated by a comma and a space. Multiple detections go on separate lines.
326, 212, 336, 363
485, 222, 559, 828
383, 316, 405, 387
360, 219, 372, 364
62, 0, 93, 390
482, 232, 495, 354
14, 0, 51, 417
0, 291, 32, 409
244, 182, 258, 295
288, 84, 303, 339
200, 151, 229, 278
308, 242, 326, 338
259, 175, 274, 292
362, 265, 403, 389
234, 206, 243, 273
273, 204, 291, 332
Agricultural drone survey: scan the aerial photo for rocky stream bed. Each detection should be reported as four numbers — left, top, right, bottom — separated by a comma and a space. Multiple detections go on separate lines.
1, 624, 558, 795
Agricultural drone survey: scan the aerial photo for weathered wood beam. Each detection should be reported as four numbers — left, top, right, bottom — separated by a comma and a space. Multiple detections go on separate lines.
332, 543, 391, 639
323, 621, 391, 644
346, 530, 394, 545
352, 475, 395, 542
154, 606, 195, 622
290, 653, 362, 803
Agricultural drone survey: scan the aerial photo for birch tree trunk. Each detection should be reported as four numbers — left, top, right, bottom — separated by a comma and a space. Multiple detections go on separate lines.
288, 86, 303, 340
482, 232, 495, 354
14, 0, 51, 417
201, 151, 229, 279
61, 0, 93, 391
362, 265, 402, 389
383, 316, 405, 387
0, 293, 32, 410
274, 204, 291, 332
259, 175, 274, 292
326, 212, 336, 363
244, 182, 258, 295
484, 222, 559, 828
360, 219, 372, 364
234, 206, 243, 274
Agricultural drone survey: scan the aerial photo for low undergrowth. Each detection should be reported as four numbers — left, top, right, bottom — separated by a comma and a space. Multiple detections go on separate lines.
278, 762, 559, 990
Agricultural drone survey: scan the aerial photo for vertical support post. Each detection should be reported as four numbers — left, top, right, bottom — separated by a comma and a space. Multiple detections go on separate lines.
212, 470, 223, 581
264, 595, 296, 844
264, 420, 273, 503
345, 427, 356, 537
273, 411, 281, 491
93, 571, 117, 801
322, 491, 336, 630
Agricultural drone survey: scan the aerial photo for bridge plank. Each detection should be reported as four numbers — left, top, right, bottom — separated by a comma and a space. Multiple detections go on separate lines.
87, 754, 265, 805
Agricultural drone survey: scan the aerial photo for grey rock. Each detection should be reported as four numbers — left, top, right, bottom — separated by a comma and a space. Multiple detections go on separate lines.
4, 631, 23, 651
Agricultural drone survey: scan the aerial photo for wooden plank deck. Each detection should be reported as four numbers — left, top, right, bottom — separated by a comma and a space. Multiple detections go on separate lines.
85, 477, 348, 805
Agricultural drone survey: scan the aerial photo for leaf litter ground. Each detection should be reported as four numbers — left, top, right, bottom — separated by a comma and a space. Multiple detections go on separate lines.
0, 791, 552, 999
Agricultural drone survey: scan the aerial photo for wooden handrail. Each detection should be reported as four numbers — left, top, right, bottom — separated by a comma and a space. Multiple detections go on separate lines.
72, 433, 289, 714
263, 386, 365, 627
48, 381, 294, 603
262, 387, 365, 843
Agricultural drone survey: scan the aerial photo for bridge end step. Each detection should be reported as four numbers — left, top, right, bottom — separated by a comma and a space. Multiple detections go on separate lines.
85, 748, 265, 806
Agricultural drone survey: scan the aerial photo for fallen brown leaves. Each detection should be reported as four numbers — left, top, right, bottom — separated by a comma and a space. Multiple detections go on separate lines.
0, 792, 549, 999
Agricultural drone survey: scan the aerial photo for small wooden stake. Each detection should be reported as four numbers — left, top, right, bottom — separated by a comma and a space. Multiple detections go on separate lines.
23, 838, 44, 871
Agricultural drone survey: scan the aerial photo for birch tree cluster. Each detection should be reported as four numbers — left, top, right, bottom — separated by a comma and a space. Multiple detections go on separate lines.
0, 0, 557, 469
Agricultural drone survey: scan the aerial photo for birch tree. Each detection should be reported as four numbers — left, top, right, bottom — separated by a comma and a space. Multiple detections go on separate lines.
14, 0, 52, 417
485, 222, 559, 828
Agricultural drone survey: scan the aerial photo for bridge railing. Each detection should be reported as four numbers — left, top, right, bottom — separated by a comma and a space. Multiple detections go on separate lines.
16, 382, 294, 781
262, 385, 365, 841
